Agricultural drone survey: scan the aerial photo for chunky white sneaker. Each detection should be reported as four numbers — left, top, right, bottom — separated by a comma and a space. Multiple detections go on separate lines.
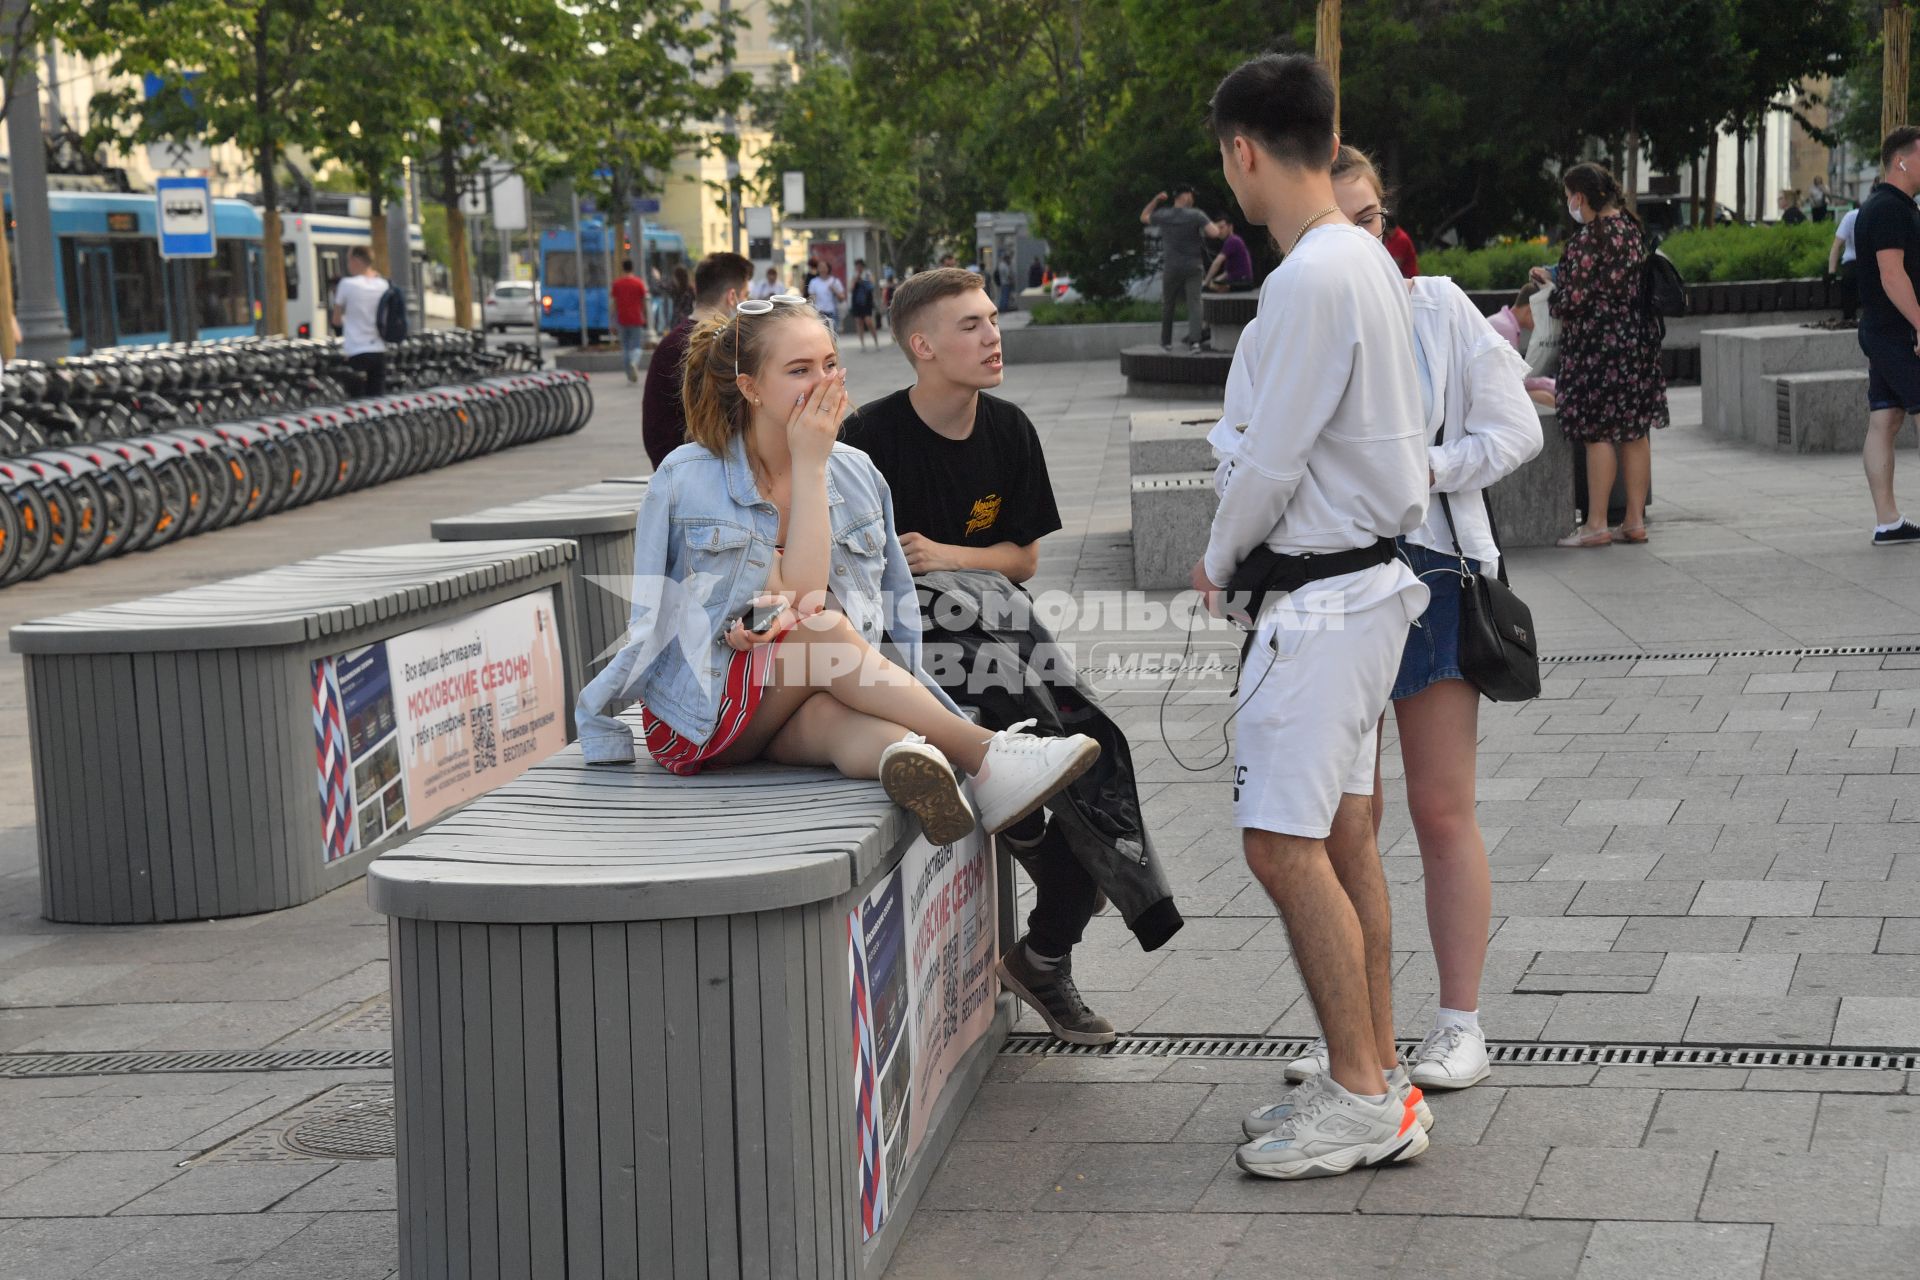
1283, 1037, 1329, 1083
879, 736, 977, 845
1244, 1066, 1431, 1140
1408, 1024, 1492, 1091
970, 720, 1100, 834
1235, 1076, 1428, 1180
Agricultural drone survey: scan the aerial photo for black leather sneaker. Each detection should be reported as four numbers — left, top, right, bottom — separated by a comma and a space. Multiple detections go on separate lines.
997, 939, 1116, 1046
1873, 520, 1920, 547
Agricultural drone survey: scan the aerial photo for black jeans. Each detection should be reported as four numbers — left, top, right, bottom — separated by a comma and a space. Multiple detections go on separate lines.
1014, 817, 1101, 958
347, 351, 387, 398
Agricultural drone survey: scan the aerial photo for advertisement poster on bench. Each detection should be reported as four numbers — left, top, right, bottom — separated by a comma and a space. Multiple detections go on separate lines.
311, 590, 566, 862
848, 823, 997, 1242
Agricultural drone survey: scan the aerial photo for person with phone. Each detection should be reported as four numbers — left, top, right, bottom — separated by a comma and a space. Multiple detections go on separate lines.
578, 294, 1101, 845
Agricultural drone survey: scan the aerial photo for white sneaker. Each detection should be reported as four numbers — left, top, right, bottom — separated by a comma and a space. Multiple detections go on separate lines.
1283, 1037, 1328, 1083
879, 736, 977, 845
1235, 1076, 1427, 1180
970, 720, 1100, 834
1244, 1065, 1431, 1140
1408, 1024, 1492, 1091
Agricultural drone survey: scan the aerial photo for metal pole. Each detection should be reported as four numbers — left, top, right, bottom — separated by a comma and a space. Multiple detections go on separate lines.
384, 169, 410, 311
7, 29, 71, 360
570, 187, 587, 346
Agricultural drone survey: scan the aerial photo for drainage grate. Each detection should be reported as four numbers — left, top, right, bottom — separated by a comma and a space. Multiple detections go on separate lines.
1000, 1033, 1920, 1071
1542, 643, 1920, 664
0, 1048, 392, 1079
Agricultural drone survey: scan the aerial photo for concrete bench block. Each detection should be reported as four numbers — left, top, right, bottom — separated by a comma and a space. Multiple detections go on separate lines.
1701, 324, 1865, 446
1132, 472, 1216, 590
1765, 371, 1893, 453
1486, 407, 1578, 548
1119, 345, 1233, 399
1129, 410, 1220, 475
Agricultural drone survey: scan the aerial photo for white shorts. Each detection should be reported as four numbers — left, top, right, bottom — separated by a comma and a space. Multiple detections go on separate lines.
1231, 581, 1424, 840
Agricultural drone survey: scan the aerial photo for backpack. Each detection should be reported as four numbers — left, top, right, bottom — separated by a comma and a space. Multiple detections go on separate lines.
376, 284, 409, 343
852, 277, 874, 309
1640, 249, 1687, 320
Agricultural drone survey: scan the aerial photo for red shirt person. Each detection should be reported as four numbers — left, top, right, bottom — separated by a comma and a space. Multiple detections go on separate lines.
611, 260, 651, 382
1384, 224, 1419, 279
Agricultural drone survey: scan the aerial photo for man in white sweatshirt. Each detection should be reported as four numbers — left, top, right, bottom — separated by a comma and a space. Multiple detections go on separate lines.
1191, 52, 1433, 1181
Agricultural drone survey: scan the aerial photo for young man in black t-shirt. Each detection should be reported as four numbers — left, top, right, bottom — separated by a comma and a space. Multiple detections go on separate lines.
1853, 126, 1920, 546
841, 268, 1111, 1045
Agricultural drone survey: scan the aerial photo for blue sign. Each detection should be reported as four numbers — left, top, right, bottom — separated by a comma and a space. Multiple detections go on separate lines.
631, 197, 660, 214
155, 175, 215, 259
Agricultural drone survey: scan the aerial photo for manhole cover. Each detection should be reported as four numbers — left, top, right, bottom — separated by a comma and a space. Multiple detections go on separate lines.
281, 1096, 395, 1161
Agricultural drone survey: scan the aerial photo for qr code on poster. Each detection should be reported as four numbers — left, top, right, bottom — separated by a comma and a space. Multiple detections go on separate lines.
471, 703, 497, 770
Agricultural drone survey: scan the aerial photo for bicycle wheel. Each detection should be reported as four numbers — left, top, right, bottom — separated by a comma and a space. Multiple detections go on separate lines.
0, 481, 52, 586
85, 461, 139, 559
142, 456, 192, 549
0, 488, 22, 585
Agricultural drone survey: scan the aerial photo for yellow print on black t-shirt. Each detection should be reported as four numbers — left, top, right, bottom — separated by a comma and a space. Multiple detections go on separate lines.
964, 494, 1002, 537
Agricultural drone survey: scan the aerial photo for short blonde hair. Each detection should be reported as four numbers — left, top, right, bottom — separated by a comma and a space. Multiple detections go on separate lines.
888, 267, 987, 361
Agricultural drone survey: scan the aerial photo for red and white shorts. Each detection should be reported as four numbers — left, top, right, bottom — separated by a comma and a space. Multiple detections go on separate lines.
639, 637, 783, 776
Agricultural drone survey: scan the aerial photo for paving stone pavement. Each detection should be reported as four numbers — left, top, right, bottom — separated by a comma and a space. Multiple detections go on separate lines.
0, 350, 1913, 1276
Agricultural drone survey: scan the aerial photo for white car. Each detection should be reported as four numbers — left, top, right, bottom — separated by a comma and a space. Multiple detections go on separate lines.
485, 281, 537, 330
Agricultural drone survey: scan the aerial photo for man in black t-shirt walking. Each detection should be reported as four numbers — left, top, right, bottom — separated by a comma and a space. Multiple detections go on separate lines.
842, 268, 1136, 1047
1853, 126, 1920, 546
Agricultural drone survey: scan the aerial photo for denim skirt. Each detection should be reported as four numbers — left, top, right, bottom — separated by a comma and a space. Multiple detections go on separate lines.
1392, 539, 1482, 701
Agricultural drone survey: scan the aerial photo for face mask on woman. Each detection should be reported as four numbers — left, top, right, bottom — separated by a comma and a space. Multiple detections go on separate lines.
1567, 199, 1587, 225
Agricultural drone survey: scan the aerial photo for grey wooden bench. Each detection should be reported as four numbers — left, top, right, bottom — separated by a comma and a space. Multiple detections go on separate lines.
368, 708, 1016, 1280
430, 480, 650, 680
13, 540, 585, 924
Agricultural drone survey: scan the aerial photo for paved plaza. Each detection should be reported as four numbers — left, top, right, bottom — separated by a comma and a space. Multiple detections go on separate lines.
0, 346, 1917, 1277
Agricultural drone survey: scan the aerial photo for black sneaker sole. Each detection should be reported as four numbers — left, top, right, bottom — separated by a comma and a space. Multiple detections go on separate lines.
881, 751, 977, 846
995, 955, 1116, 1046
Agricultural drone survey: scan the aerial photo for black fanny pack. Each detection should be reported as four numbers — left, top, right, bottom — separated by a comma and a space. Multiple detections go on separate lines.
1224, 536, 1398, 633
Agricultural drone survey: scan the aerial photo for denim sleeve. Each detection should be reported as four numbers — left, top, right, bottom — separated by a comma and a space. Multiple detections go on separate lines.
876, 473, 964, 716
576, 467, 676, 763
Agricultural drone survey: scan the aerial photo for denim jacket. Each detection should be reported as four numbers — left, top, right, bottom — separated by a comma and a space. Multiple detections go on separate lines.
577, 432, 960, 763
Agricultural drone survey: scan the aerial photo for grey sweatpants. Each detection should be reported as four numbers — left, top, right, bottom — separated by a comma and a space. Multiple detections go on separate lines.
1161, 266, 1205, 347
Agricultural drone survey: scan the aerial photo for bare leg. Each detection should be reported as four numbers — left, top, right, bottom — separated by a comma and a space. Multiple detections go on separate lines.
760, 693, 914, 775
1619, 435, 1651, 530
1325, 791, 1399, 1072
1866, 408, 1907, 525
1582, 441, 1617, 535
708, 609, 990, 772
1396, 680, 1490, 1013
1245, 825, 1386, 1097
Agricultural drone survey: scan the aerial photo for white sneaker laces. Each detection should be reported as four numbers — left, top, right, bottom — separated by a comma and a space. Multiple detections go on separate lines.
988, 719, 1045, 754
1418, 1026, 1467, 1064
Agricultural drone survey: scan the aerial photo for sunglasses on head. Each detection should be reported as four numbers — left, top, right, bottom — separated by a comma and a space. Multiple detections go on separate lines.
735, 294, 811, 378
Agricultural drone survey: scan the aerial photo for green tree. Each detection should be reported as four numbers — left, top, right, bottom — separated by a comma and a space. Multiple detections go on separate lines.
64, 0, 340, 334
544, 0, 749, 274
306, 1, 434, 277
753, 63, 916, 232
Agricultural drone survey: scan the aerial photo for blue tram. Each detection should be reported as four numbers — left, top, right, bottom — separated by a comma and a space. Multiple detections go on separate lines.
539, 220, 685, 342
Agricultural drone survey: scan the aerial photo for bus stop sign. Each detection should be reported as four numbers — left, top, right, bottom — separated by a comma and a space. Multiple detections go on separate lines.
156, 176, 216, 259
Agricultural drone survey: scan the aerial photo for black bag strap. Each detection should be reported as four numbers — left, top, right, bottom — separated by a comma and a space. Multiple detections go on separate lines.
1427, 327, 1510, 586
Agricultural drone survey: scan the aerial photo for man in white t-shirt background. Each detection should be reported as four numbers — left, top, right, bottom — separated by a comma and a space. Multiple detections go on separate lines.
805, 259, 846, 330
1193, 52, 1434, 1182
330, 245, 389, 396
1830, 203, 1861, 325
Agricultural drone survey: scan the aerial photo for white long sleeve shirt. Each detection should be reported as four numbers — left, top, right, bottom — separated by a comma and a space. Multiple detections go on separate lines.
1201, 224, 1429, 614
1407, 276, 1544, 575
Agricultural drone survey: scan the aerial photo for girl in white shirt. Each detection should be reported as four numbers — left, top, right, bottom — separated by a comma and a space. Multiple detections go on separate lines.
1332, 145, 1542, 1091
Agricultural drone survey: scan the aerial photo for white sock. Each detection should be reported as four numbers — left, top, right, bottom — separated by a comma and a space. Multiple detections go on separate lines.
1024, 944, 1064, 971
1877, 516, 1907, 534
1437, 1007, 1481, 1034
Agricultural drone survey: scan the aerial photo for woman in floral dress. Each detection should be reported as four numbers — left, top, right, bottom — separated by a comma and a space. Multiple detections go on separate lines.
1530, 162, 1669, 546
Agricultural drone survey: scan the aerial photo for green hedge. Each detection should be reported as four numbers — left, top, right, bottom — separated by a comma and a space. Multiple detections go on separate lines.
1025, 298, 1162, 326
1421, 221, 1839, 291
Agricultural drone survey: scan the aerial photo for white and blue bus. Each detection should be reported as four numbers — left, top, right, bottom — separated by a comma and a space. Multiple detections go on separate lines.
539, 220, 685, 342
10, 190, 425, 353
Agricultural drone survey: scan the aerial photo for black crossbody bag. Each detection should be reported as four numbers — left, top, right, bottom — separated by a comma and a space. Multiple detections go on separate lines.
1433, 420, 1541, 701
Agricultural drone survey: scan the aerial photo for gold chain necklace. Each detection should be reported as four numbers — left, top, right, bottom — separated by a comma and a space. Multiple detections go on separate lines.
1286, 204, 1341, 255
